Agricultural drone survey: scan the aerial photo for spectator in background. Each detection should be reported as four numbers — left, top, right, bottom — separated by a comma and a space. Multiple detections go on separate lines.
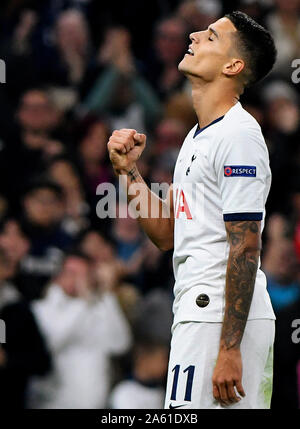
263, 215, 300, 312
0, 247, 51, 409
77, 228, 141, 325
150, 154, 174, 188
109, 340, 168, 409
29, 251, 132, 409
142, 16, 188, 100
0, 195, 9, 225
134, 289, 173, 346
0, 88, 65, 210
235, 0, 265, 23
78, 229, 116, 266
164, 91, 197, 131
109, 205, 160, 296
81, 226, 173, 297
37, 8, 101, 102
112, 205, 144, 264
73, 116, 114, 230
0, 218, 30, 278
78, 220, 144, 291
131, 240, 174, 295
76, 117, 112, 194
47, 155, 90, 236
262, 81, 300, 215
151, 118, 187, 158
54, 9, 90, 86
16, 179, 74, 301
266, 0, 300, 79
177, 0, 222, 33
80, 27, 162, 132
77, 229, 125, 293
0, 9, 39, 113
292, 178, 300, 262
16, 88, 63, 148
262, 215, 300, 408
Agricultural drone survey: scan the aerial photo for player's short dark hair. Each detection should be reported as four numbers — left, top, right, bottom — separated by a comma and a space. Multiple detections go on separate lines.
225, 11, 277, 87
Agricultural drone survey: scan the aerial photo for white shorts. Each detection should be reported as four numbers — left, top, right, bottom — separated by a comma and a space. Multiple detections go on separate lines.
164, 319, 275, 409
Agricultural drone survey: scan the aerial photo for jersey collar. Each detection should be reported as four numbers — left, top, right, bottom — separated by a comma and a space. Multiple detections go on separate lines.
193, 115, 225, 138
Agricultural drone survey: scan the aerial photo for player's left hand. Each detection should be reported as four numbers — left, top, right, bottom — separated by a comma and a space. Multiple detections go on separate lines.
212, 348, 245, 406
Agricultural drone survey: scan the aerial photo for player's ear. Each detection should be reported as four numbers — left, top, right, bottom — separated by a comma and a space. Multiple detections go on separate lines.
223, 58, 245, 77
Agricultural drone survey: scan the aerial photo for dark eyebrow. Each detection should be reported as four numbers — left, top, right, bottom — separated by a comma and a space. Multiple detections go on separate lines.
208, 26, 219, 39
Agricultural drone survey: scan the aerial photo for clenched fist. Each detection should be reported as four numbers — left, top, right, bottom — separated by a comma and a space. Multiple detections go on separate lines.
107, 128, 146, 175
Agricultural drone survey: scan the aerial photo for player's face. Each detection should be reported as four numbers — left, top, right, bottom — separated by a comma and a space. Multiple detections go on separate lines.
178, 17, 237, 82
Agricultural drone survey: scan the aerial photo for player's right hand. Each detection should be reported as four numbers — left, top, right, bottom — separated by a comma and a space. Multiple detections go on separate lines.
107, 128, 146, 174
212, 348, 246, 406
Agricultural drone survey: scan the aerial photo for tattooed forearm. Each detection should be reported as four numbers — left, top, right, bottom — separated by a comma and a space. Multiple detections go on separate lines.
220, 220, 261, 350
127, 166, 139, 182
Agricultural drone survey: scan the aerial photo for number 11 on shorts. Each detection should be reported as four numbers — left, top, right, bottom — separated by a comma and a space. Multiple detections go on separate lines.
170, 365, 195, 402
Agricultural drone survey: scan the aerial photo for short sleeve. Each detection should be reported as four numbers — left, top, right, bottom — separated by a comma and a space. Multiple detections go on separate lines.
214, 128, 271, 222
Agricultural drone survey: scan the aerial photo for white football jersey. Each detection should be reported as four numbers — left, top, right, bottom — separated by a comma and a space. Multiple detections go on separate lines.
172, 102, 275, 328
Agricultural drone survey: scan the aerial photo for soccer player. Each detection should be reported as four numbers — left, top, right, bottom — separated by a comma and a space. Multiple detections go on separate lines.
107, 11, 277, 409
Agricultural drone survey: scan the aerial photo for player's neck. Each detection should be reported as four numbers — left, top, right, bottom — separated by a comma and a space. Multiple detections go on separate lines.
191, 81, 240, 129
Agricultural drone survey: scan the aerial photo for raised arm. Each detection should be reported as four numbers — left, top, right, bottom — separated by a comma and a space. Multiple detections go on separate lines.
212, 220, 261, 406
107, 128, 174, 251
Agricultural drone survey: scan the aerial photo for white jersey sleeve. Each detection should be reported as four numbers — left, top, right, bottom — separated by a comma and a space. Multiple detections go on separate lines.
214, 127, 271, 222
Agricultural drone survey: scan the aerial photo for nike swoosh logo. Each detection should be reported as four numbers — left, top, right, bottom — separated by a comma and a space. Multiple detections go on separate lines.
169, 404, 185, 409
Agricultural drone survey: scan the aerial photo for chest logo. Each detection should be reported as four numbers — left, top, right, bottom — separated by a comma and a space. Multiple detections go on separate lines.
186, 154, 197, 176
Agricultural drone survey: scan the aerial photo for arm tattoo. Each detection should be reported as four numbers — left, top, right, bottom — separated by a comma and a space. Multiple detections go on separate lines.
127, 167, 138, 182
221, 220, 261, 350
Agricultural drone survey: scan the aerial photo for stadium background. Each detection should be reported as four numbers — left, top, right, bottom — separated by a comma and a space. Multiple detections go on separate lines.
0, 0, 299, 409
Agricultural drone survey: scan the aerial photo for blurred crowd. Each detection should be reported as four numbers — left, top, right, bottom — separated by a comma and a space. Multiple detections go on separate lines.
0, 0, 299, 409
